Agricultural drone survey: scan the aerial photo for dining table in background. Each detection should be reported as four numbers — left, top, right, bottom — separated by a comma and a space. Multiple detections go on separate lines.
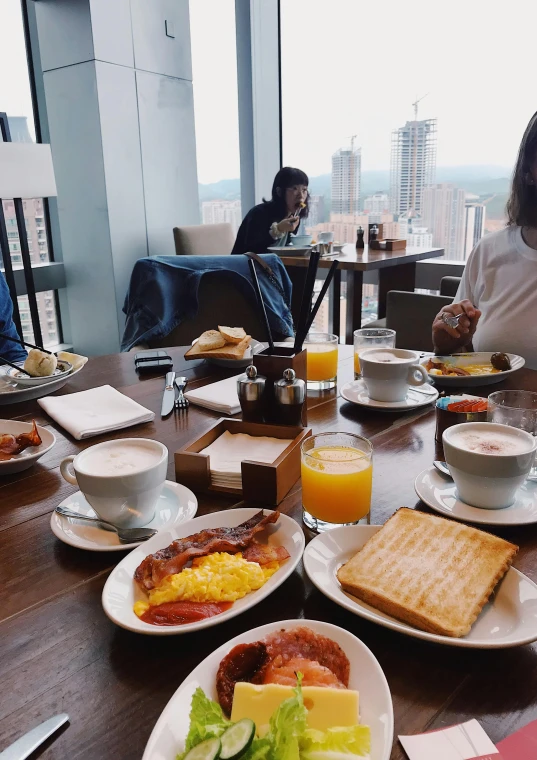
1, 345, 537, 760
283, 244, 445, 342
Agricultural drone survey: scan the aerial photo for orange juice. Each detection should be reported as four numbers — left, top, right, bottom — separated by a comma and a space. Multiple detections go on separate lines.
307, 345, 338, 381
301, 445, 372, 524
354, 352, 361, 375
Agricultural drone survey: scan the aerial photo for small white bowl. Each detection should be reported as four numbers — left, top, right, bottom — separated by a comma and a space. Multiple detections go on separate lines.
0, 420, 56, 475
6, 359, 73, 387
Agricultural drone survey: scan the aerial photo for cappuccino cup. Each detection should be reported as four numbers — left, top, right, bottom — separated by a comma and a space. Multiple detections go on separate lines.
60, 438, 168, 527
443, 422, 536, 509
359, 348, 429, 402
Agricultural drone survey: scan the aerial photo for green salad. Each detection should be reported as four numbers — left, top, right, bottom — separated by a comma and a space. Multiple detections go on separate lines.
177, 676, 371, 760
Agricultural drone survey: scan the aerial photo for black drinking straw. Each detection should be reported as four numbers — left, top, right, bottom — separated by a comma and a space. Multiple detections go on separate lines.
300, 259, 339, 343
247, 258, 275, 354
0, 331, 53, 355
0, 355, 32, 376
294, 249, 321, 352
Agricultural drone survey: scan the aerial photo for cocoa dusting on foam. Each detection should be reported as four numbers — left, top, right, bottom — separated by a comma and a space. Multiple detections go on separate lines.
453, 431, 528, 456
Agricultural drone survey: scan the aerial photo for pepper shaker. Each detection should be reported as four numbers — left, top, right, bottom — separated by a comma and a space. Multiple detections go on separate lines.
274, 368, 306, 426
356, 226, 364, 250
237, 365, 266, 422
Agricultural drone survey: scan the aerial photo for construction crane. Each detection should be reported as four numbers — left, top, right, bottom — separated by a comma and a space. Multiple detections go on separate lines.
409, 95, 428, 218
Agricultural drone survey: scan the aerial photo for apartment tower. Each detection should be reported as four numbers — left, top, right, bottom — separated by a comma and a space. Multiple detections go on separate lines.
331, 145, 362, 215
390, 118, 437, 216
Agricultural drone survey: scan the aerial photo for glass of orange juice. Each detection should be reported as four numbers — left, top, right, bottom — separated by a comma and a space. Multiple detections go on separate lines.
301, 432, 373, 532
304, 333, 338, 390
354, 328, 396, 379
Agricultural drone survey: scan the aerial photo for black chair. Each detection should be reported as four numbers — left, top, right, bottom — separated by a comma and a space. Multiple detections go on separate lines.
385, 290, 453, 351
440, 276, 461, 297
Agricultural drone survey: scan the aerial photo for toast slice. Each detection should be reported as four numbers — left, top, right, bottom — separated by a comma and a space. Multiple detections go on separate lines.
218, 326, 247, 345
197, 330, 226, 351
337, 508, 517, 637
185, 335, 251, 361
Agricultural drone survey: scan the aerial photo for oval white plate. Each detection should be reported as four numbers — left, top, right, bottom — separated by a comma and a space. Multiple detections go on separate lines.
102, 508, 305, 635
6, 359, 72, 386
50, 480, 198, 551
340, 379, 438, 411
142, 618, 394, 760
0, 419, 56, 475
0, 362, 85, 404
190, 339, 264, 368
415, 466, 537, 526
304, 524, 537, 649
267, 245, 312, 256
422, 352, 524, 387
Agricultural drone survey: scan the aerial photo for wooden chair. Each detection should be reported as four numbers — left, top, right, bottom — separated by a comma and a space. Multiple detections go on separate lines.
173, 223, 235, 256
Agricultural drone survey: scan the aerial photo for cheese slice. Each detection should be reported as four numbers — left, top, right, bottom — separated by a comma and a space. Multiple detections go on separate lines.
231, 683, 359, 735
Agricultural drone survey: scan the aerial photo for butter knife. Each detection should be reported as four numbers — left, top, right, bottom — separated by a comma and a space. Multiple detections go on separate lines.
161, 371, 176, 417
0, 714, 69, 760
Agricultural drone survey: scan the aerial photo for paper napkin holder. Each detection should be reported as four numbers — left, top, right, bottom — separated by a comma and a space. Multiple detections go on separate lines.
174, 417, 311, 505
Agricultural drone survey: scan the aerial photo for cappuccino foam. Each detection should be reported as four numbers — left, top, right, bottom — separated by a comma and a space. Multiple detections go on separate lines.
450, 429, 531, 456
367, 351, 407, 364
78, 441, 162, 476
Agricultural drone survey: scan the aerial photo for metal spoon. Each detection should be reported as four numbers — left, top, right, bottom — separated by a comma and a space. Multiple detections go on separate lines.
55, 506, 158, 542
441, 312, 465, 329
434, 460, 537, 482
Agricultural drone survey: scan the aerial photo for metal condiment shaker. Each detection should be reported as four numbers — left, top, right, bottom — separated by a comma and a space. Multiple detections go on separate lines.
237, 365, 266, 422
274, 368, 306, 426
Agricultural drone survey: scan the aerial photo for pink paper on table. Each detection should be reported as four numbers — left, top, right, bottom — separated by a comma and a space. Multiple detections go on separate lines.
497, 718, 537, 760
399, 719, 502, 760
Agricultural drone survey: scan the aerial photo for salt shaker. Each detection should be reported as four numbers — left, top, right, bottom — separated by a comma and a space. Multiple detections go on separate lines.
237, 365, 265, 422
274, 368, 306, 426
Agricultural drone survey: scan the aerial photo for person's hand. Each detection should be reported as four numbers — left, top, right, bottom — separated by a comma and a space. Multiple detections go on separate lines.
277, 215, 300, 234
432, 300, 482, 355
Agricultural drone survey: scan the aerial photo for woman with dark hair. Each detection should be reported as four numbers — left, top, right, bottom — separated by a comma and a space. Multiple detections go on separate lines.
231, 167, 309, 255
432, 111, 537, 368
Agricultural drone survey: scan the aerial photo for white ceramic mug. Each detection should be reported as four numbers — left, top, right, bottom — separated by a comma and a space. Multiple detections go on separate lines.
60, 438, 168, 528
359, 347, 429, 402
443, 422, 536, 509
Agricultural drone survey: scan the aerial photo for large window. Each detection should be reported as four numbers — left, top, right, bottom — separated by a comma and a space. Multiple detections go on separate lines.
0, 0, 61, 348
189, 0, 242, 235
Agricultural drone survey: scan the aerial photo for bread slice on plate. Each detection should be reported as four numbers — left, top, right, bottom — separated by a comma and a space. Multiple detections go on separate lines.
336, 508, 518, 637
185, 335, 251, 361
197, 330, 226, 351
218, 326, 247, 345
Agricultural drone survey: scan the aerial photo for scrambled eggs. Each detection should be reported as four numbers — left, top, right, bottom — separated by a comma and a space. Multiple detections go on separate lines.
134, 552, 280, 618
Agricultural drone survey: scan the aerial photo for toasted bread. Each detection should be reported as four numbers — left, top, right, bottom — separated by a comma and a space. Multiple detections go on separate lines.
218, 326, 247, 345
336, 508, 517, 637
197, 330, 226, 351
185, 335, 251, 361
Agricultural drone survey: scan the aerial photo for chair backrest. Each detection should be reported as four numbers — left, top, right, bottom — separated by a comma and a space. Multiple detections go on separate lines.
440, 276, 461, 297
385, 290, 453, 352
173, 223, 235, 256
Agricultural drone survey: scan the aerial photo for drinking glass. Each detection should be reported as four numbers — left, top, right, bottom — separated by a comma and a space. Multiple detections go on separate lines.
488, 390, 537, 476
354, 328, 396, 379
301, 432, 373, 532
304, 333, 338, 390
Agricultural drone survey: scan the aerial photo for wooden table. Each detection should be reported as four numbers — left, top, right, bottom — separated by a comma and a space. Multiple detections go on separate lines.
283, 245, 445, 342
1, 347, 536, 760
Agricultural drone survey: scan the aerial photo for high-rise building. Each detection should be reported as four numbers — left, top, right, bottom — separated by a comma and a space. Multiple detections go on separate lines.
464, 201, 486, 259
331, 145, 361, 215
363, 193, 389, 214
304, 195, 325, 232
422, 183, 466, 260
201, 200, 242, 233
390, 118, 437, 216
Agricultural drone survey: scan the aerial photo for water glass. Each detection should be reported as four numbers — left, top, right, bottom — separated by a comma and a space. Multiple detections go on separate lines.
304, 333, 338, 390
488, 390, 537, 476
353, 328, 396, 379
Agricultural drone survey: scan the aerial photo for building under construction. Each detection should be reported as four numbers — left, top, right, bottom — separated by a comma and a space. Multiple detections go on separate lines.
389, 118, 437, 217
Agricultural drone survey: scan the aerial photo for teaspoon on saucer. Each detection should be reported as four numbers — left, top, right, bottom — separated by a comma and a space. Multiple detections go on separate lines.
54, 507, 158, 543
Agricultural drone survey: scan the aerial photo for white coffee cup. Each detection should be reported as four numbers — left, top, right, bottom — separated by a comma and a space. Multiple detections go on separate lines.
359, 347, 429, 402
318, 231, 334, 243
60, 438, 168, 528
443, 422, 536, 509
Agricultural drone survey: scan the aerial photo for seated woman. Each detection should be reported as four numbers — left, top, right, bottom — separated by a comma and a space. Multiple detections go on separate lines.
231, 167, 309, 255
433, 111, 537, 369
0, 273, 27, 365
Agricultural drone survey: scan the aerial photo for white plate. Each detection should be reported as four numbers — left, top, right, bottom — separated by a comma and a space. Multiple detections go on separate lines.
340, 378, 438, 411
414, 465, 537, 526
5, 359, 72, 386
190, 339, 264, 368
0, 420, 56, 475
102, 507, 305, 634
304, 524, 537, 648
0, 362, 85, 405
422, 352, 525, 387
267, 245, 312, 256
142, 618, 394, 760
50, 480, 198, 551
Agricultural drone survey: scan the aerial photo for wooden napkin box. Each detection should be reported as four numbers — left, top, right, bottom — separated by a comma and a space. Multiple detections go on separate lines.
384, 238, 407, 251
174, 418, 312, 506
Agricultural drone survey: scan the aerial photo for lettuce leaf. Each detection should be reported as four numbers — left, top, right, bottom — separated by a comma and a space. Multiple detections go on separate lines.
176, 687, 231, 759
299, 725, 371, 758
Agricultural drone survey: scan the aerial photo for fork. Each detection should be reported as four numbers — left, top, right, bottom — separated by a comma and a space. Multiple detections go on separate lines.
175, 376, 189, 409
441, 312, 465, 329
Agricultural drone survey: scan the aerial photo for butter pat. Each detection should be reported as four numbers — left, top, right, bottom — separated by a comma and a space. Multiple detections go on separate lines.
231, 683, 359, 735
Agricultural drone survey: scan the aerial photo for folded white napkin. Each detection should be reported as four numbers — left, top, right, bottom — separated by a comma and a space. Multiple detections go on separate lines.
185, 374, 242, 415
37, 384, 154, 440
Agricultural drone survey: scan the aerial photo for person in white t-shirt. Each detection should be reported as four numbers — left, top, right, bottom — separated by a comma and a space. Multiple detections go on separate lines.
433, 111, 537, 369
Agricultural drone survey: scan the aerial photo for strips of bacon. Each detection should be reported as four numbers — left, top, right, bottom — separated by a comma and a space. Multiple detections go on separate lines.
0, 420, 42, 461
134, 510, 281, 591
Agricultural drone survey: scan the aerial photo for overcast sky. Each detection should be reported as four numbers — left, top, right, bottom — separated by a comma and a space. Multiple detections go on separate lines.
2, 0, 535, 184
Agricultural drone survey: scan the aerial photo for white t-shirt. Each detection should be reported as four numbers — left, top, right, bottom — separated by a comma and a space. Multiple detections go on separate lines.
456, 225, 537, 369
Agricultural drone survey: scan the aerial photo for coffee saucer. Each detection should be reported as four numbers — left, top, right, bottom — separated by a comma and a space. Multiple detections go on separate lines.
415, 466, 537, 526
340, 378, 438, 411
50, 480, 198, 551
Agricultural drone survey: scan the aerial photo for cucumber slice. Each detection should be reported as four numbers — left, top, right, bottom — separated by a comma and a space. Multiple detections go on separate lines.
219, 719, 256, 759
184, 737, 221, 760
